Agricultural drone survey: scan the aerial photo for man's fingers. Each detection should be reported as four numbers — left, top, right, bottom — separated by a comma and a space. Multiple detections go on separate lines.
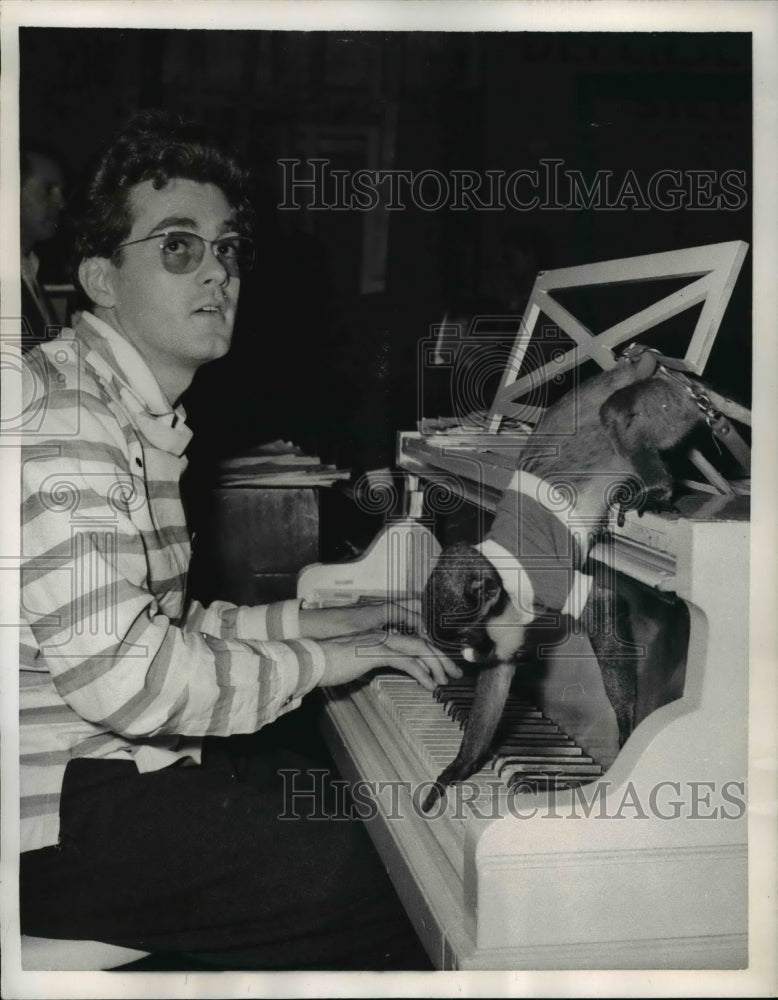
412, 637, 462, 683
393, 656, 437, 691
380, 632, 461, 685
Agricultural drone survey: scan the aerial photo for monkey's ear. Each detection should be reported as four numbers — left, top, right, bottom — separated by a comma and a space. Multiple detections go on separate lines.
465, 570, 502, 615
601, 387, 635, 424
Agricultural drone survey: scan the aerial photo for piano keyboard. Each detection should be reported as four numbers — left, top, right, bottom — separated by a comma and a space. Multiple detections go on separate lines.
368, 671, 603, 816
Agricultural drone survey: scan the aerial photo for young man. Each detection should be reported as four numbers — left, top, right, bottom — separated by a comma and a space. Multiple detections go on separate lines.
19, 111, 457, 970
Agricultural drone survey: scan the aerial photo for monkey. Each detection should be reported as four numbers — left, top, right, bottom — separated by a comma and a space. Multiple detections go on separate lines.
421, 345, 717, 812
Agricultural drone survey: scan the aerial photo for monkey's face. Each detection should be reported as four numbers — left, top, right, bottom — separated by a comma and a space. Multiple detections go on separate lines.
423, 543, 507, 666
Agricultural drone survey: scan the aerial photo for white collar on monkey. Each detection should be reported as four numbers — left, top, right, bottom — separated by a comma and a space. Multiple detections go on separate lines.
475, 537, 593, 625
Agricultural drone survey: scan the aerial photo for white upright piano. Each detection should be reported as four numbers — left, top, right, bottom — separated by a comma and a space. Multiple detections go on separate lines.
298, 242, 751, 970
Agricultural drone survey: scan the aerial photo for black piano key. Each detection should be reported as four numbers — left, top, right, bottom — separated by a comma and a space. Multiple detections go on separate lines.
495, 744, 585, 757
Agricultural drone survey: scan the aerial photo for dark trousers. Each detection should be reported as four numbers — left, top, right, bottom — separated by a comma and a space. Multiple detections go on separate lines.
20, 699, 431, 971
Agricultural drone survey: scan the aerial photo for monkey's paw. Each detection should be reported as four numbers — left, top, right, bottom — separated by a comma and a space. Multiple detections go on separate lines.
639, 485, 678, 518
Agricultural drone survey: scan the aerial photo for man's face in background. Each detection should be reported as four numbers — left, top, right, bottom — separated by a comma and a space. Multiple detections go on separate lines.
21, 152, 65, 253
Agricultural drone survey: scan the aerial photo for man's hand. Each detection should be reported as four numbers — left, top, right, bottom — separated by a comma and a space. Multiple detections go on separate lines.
299, 598, 425, 640
316, 630, 461, 690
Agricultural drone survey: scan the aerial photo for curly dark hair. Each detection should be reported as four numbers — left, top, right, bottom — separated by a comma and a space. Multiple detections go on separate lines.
72, 109, 255, 269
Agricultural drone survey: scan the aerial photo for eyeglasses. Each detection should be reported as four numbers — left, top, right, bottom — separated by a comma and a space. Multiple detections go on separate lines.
115, 231, 255, 278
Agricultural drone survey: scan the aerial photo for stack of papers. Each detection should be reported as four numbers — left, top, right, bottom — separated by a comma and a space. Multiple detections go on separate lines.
217, 440, 350, 487
417, 412, 534, 447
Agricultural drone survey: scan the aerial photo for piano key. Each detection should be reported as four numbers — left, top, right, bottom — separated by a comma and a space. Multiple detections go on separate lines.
495, 745, 585, 757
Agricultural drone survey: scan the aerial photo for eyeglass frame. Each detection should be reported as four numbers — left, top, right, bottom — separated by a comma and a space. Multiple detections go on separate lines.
113, 230, 255, 277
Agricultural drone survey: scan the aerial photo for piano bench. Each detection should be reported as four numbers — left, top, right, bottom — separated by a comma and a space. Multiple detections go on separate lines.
20, 935, 150, 971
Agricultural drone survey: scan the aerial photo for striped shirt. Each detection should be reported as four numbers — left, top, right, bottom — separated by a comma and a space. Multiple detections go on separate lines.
20, 312, 326, 852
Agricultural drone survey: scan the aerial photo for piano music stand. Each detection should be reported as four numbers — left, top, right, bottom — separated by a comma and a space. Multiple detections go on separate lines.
487, 240, 750, 494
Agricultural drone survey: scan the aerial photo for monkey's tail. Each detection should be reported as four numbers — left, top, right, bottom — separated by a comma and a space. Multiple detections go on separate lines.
421, 782, 446, 814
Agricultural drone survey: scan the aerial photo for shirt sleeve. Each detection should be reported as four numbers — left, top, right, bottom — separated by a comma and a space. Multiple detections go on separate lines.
21, 384, 325, 741
186, 597, 303, 642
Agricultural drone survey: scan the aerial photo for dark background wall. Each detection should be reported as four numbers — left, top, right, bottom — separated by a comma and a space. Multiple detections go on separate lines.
20, 29, 752, 475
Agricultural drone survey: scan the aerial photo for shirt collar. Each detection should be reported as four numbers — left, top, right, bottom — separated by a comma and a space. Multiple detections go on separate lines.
20, 250, 40, 283
80, 311, 178, 418
77, 312, 192, 455
475, 538, 537, 623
